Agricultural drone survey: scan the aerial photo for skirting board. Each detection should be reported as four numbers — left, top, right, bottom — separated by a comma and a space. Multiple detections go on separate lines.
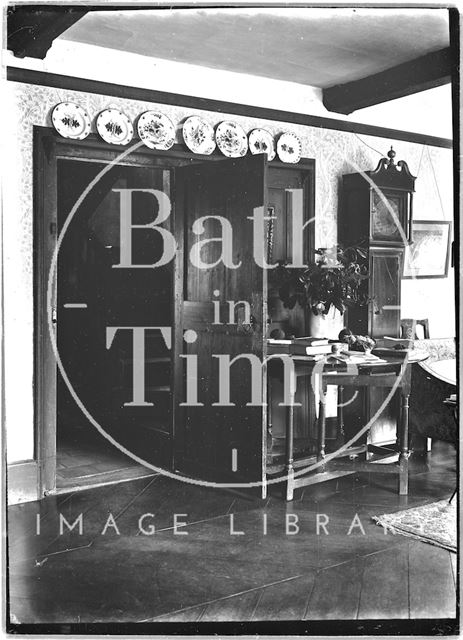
7, 461, 38, 505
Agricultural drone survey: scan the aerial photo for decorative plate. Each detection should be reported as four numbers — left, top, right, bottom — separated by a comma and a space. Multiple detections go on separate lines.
137, 111, 176, 150
277, 132, 302, 163
51, 103, 91, 140
182, 116, 216, 155
96, 109, 133, 145
215, 121, 248, 158
248, 128, 276, 161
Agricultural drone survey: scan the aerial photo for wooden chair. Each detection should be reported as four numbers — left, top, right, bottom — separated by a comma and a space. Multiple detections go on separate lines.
408, 337, 456, 451
400, 318, 430, 340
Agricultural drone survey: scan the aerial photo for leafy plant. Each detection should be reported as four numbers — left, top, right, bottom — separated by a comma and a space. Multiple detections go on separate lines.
271, 245, 370, 316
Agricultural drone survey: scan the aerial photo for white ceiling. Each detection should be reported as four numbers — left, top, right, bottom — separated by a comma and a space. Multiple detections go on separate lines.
61, 7, 450, 89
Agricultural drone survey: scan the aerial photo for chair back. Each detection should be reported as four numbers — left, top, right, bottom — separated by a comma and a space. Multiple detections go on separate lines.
400, 318, 430, 340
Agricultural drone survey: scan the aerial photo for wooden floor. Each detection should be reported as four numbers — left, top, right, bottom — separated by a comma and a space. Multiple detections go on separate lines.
56, 437, 155, 491
7, 442, 458, 633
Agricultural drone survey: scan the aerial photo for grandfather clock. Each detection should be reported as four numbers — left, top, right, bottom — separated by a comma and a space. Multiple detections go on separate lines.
340, 147, 416, 338
340, 147, 416, 449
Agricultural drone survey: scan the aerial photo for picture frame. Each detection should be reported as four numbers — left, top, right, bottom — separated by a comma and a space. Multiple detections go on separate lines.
403, 220, 452, 279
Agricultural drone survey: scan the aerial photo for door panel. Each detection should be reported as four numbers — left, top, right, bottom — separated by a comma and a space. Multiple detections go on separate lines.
174, 156, 267, 485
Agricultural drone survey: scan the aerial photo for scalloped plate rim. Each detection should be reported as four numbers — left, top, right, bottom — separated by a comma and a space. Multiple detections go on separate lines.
96, 108, 134, 146
277, 132, 302, 163
51, 102, 92, 140
248, 128, 276, 161
182, 115, 216, 155
137, 111, 176, 150
215, 121, 248, 158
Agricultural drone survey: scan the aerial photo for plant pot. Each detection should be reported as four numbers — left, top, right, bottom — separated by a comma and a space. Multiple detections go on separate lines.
308, 307, 343, 339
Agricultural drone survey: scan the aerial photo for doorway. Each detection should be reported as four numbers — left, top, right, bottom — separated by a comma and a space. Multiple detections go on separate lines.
35, 128, 315, 497
54, 155, 174, 491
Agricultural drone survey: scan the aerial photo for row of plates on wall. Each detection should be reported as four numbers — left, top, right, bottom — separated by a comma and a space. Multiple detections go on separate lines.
51, 102, 303, 163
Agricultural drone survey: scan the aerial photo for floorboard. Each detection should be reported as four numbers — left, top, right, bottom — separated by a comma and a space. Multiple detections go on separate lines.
252, 573, 316, 621
8, 476, 158, 565
56, 434, 150, 489
151, 605, 206, 622
305, 557, 364, 619
199, 590, 262, 622
358, 546, 409, 619
408, 543, 456, 618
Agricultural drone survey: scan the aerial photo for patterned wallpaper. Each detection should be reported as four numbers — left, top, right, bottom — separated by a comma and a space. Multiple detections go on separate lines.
8, 81, 454, 279
4, 80, 454, 463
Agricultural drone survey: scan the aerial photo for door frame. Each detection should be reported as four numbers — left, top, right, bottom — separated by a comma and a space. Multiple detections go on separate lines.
34, 125, 315, 497
34, 127, 194, 496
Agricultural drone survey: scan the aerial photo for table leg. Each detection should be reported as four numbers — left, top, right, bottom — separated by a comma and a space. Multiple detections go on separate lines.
317, 378, 327, 471
267, 381, 272, 454
399, 391, 410, 495
335, 385, 345, 449
285, 370, 296, 501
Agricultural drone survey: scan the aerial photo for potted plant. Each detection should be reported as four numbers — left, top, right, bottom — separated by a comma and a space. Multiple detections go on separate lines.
270, 245, 370, 338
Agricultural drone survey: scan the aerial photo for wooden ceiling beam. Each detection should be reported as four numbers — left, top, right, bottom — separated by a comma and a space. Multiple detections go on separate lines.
322, 47, 452, 115
7, 5, 88, 59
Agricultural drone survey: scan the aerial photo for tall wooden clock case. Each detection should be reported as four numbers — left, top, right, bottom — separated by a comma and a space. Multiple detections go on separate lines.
340, 147, 416, 447
340, 147, 416, 339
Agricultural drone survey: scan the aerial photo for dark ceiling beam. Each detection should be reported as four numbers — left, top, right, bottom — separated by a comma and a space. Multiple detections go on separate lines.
323, 47, 452, 115
7, 5, 89, 59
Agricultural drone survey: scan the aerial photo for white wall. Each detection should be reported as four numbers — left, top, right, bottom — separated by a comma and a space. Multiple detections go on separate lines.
3, 39, 453, 138
400, 145, 455, 338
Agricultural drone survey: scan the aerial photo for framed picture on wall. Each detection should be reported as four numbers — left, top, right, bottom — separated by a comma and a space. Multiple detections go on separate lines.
403, 220, 452, 279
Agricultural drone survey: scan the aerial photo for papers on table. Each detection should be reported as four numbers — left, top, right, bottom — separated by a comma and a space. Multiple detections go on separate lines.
267, 340, 342, 356
267, 341, 388, 363
334, 351, 387, 363
381, 336, 414, 349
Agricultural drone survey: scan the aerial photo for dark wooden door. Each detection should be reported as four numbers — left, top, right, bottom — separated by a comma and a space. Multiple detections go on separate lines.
174, 155, 268, 489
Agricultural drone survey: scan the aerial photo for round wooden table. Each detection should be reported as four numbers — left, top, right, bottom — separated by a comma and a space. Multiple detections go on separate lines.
421, 358, 456, 386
